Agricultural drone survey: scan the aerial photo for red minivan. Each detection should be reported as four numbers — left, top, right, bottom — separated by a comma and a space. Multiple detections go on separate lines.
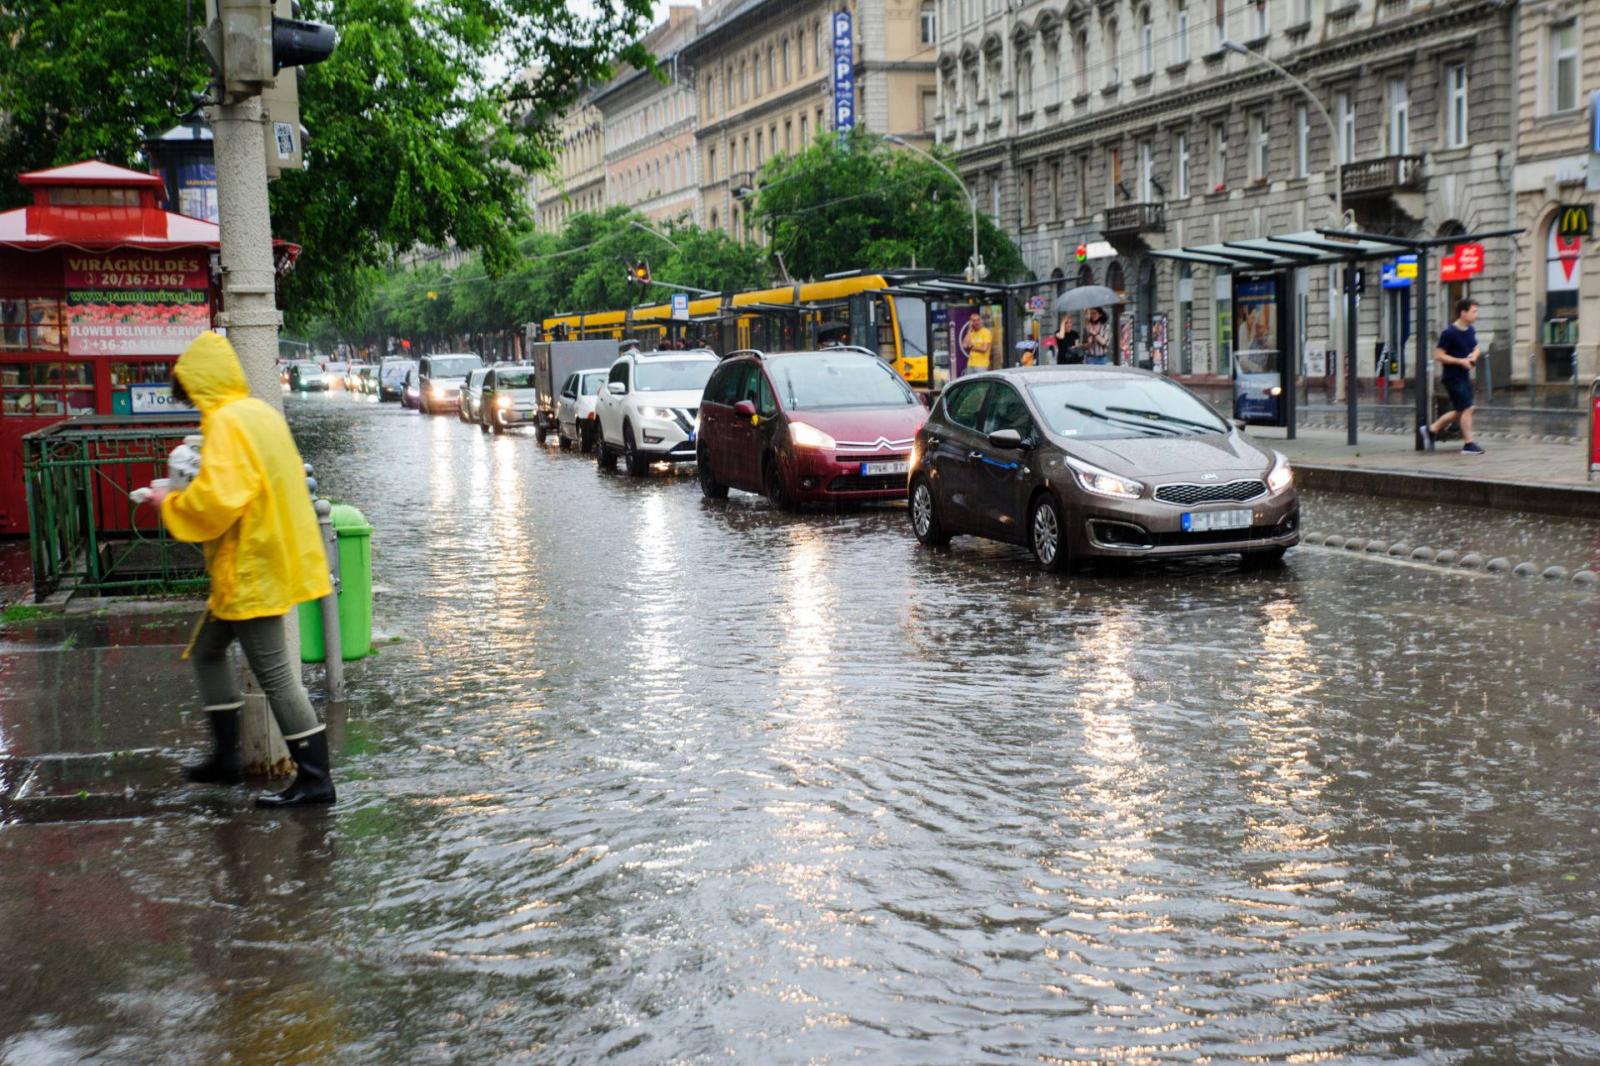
696, 348, 928, 509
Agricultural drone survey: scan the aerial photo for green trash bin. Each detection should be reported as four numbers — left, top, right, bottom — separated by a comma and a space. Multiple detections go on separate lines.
298, 503, 374, 662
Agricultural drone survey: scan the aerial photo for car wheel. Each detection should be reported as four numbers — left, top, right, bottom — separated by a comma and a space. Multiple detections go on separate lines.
535, 423, 548, 445
479, 418, 489, 434
579, 424, 596, 454
557, 428, 573, 450
596, 436, 618, 472
1240, 546, 1289, 569
623, 423, 649, 477
764, 455, 797, 512
909, 476, 950, 547
458, 406, 468, 423
1029, 494, 1071, 574
698, 444, 728, 500
492, 416, 505, 436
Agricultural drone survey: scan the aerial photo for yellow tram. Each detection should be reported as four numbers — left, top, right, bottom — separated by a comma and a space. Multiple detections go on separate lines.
535, 271, 937, 388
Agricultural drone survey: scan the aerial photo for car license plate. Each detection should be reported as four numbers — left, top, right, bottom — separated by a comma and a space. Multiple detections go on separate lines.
861, 460, 908, 477
1182, 508, 1253, 532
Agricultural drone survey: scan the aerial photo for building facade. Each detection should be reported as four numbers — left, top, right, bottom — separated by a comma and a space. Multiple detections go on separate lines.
682, 0, 941, 241
531, 96, 606, 233
1512, 0, 1598, 388
938, 0, 1516, 384
593, 6, 704, 226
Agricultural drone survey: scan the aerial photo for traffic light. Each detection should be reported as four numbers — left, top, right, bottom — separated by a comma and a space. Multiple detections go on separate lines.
200, 0, 335, 104
628, 260, 652, 286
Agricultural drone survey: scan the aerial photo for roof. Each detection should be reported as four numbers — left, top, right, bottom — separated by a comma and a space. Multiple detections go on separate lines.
0, 202, 222, 251
1148, 226, 1524, 269
19, 160, 165, 189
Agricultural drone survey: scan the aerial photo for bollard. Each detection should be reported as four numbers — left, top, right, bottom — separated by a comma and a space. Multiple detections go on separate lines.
315, 499, 345, 701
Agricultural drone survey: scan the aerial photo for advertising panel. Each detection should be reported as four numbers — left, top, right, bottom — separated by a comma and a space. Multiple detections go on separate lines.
1233, 274, 1285, 425
63, 253, 210, 357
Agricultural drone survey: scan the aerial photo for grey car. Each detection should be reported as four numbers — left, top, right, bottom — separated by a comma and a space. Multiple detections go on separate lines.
907, 366, 1299, 571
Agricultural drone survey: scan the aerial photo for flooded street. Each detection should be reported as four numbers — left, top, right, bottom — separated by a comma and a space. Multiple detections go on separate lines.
5, 391, 1600, 1064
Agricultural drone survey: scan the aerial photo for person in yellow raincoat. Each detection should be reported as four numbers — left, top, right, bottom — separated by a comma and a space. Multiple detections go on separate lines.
149, 332, 337, 807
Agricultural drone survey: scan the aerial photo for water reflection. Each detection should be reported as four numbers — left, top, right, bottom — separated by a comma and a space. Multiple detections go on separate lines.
3, 394, 1598, 1064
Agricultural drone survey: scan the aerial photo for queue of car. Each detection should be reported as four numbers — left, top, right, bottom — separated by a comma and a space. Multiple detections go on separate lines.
327, 341, 1299, 572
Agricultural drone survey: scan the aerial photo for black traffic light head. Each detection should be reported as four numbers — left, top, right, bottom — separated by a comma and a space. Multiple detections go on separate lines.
629, 261, 652, 286
272, 15, 336, 71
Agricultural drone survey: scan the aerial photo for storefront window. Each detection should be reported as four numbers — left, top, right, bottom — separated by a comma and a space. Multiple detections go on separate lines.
0, 297, 67, 352
1, 361, 95, 416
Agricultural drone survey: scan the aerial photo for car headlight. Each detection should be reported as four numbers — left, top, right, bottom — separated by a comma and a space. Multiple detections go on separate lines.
789, 421, 836, 450
637, 405, 674, 421
1267, 451, 1293, 494
496, 394, 511, 408
430, 382, 446, 397
1065, 455, 1144, 500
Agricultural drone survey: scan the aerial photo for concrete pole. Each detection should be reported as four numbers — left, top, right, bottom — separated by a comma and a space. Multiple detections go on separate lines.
210, 94, 293, 777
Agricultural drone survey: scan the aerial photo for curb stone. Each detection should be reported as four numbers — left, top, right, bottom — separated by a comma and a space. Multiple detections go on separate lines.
1304, 534, 1598, 590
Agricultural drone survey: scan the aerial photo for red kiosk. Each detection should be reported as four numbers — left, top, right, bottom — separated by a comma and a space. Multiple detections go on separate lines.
0, 160, 224, 537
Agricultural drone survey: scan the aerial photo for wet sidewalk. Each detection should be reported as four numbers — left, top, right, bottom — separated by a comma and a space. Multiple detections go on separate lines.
1248, 425, 1600, 518
0, 601, 221, 822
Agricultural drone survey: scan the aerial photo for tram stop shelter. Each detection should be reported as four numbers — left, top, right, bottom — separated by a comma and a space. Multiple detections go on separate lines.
1148, 226, 1519, 446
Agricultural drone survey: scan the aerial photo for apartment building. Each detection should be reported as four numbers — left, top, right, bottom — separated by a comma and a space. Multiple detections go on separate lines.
531, 96, 605, 233
681, 0, 940, 240
938, 0, 1515, 381
593, 6, 704, 225
1512, 0, 1598, 387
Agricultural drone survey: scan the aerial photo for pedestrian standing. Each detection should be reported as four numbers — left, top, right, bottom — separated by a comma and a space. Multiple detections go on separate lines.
1083, 308, 1110, 364
149, 332, 339, 808
1419, 298, 1484, 455
1054, 313, 1079, 359
965, 310, 995, 373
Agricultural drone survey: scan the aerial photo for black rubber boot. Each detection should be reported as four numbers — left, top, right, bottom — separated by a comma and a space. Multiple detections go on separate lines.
183, 707, 244, 785
255, 729, 337, 808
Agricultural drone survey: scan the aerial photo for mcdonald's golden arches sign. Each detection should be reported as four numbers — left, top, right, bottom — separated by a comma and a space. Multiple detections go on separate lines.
1557, 203, 1593, 238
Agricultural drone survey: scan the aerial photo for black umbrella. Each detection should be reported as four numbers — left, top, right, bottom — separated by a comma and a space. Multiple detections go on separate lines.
1052, 286, 1123, 314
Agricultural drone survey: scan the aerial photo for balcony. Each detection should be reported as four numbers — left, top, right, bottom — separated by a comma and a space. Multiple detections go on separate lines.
1103, 201, 1166, 236
1340, 154, 1425, 197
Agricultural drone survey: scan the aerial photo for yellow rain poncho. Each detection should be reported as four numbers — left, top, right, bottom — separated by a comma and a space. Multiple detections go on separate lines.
161, 332, 331, 620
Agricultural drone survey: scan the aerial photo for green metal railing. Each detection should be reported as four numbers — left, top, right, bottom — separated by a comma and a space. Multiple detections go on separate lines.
24, 415, 208, 602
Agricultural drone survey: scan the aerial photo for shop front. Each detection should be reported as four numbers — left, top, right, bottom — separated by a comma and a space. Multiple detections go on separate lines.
0, 161, 221, 536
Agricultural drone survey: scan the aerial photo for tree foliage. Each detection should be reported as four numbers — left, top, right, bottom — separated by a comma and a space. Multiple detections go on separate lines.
314, 209, 769, 347
749, 129, 1026, 283
0, 0, 656, 323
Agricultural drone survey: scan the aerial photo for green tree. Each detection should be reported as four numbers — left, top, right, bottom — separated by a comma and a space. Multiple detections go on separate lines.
0, 0, 656, 322
748, 129, 1025, 283
309, 211, 768, 345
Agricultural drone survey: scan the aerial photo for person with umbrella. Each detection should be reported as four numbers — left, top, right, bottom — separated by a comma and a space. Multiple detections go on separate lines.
1052, 285, 1122, 366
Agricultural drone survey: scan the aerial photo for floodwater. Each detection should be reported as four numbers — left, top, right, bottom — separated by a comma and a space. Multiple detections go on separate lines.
3, 390, 1599, 1064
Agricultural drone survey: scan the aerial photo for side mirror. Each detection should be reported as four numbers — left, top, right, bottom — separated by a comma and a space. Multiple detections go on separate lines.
917, 392, 931, 408
607, 381, 627, 396
733, 399, 757, 417
987, 428, 1026, 449
1231, 417, 1247, 431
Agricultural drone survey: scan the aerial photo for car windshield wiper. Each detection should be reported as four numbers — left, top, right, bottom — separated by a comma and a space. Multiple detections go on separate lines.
1103, 406, 1223, 433
1060, 402, 1178, 436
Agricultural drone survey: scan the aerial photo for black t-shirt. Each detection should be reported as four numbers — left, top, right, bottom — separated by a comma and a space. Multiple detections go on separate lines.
1437, 323, 1476, 382
1057, 329, 1080, 349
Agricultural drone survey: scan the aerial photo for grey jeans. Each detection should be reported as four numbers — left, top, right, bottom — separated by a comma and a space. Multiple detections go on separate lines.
192, 613, 321, 739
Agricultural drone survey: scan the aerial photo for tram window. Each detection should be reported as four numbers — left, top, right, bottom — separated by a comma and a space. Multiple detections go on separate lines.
893, 297, 929, 358
875, 297, 895, 358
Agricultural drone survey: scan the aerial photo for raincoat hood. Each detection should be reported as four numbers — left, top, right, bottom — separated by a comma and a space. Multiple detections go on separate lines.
175, 331, 250, 414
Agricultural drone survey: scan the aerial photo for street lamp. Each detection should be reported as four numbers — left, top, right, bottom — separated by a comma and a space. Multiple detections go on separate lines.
1221, 39, 1346, 230
883, 134, 986, 282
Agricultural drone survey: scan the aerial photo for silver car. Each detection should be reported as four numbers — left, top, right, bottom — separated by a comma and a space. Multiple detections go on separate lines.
555, 368, 607, 453
481, 365, 538, 434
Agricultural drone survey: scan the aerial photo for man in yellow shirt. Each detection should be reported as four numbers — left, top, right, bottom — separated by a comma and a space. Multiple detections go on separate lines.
965, 310, 995, 373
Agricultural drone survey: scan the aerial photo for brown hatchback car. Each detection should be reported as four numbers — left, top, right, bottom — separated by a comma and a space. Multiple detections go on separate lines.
907, 366, 1299, 571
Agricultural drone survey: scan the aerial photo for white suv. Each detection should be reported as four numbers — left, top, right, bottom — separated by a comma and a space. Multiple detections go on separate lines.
595, 349, 719, 476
